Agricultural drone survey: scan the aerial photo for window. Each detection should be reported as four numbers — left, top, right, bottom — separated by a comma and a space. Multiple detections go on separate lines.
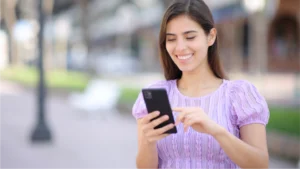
270, 15, 299, 60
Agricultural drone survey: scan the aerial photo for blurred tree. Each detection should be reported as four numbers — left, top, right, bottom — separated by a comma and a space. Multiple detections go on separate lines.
78, 0, 92, 73
3, 0, 18, 65
0, 1, 3, 20
162, 0, 173, 8
18, 0, 37, 19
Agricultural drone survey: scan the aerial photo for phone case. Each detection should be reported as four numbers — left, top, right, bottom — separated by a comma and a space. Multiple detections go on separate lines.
142, 88, 177, 134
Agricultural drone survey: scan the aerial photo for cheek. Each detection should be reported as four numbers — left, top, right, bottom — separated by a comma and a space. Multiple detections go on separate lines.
191, 41, 208, 54
165, 43, 174, 56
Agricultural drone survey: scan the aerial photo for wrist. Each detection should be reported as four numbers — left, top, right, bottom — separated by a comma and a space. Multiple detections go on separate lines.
211, 125, 226, 138
142, 139, 157, 147
139, 140, 157, 153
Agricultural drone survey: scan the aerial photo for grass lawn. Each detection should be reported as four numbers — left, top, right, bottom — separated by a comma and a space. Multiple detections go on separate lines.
118, 86, 140, 104
267, 107, 300, 137
0, 66, 90, 91
1, 66, 299, 137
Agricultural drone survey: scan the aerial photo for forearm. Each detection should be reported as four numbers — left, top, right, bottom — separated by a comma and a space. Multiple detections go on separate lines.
136, 141, 159, 169
213, 127, 269, 168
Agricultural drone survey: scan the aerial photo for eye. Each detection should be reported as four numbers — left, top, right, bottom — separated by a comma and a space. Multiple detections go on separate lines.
186, 36, 196, 40
167, 39, 176, 42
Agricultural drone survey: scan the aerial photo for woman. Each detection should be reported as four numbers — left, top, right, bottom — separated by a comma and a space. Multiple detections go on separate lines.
132, 0, 270, 168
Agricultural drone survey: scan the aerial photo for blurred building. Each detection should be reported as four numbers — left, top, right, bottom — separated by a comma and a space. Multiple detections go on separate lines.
49, 0, 165, 73
67, 0, 298, 74
1, 0, 299, 75
212, 0, 300, 73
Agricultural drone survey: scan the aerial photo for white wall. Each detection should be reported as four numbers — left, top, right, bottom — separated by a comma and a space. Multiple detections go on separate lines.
0, 30, 8, 70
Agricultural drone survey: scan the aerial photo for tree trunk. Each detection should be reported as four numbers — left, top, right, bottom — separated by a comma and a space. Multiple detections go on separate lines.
78, 0, 92, 74
3, 0, 18, 65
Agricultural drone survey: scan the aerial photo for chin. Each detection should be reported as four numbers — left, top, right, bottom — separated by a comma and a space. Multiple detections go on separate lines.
178, 65, 197, 73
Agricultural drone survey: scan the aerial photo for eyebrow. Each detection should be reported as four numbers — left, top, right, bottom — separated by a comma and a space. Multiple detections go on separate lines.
166, 30, 198, 36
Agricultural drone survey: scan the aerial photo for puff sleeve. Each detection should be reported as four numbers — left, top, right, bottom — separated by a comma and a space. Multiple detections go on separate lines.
230, 80, 270, 128
132, 91, 148, 119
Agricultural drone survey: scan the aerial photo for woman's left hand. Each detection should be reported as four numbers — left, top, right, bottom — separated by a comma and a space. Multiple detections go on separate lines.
173, 107, 222, 136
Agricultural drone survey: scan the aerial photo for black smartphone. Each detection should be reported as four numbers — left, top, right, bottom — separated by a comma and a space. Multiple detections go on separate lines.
142, 88, 177, 134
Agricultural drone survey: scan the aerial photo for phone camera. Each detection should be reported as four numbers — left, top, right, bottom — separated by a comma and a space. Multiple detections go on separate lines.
144, 91, 152, 99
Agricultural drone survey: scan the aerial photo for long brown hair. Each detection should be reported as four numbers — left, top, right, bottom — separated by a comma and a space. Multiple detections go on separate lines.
159, 0, 227, 80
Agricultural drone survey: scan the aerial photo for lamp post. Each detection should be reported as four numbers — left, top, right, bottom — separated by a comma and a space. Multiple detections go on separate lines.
242, 0, 268, 74
242, 0, 266, 14
30, 0, 52, 142
242, 0, 279, 74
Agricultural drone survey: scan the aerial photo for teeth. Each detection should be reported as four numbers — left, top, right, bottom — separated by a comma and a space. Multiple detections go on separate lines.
177, 54, 193, 60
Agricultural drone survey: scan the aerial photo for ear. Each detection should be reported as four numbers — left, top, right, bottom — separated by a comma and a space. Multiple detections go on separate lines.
208, 28, 217, 46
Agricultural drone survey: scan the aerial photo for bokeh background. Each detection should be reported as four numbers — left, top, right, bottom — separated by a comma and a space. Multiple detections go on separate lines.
0, 0, 299, 168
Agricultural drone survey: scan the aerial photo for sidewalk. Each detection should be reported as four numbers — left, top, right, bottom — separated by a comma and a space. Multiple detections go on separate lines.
1, 84, 137, 168
267, 131, 300, 162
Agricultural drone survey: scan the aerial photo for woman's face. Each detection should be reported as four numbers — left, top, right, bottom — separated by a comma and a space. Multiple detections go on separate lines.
166, 15, 216, 73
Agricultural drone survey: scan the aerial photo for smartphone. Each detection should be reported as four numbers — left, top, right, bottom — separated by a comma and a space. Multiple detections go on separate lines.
142, 88, 177, 134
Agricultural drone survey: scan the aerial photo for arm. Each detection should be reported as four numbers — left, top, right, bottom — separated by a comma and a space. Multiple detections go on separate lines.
135, 113, 174, 169
213, 124, 269, 169
174, 106, 269, 168
136, 119, 159, 169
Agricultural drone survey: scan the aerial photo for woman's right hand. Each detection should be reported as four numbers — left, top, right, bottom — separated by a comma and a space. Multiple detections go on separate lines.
140, 111, 175, 144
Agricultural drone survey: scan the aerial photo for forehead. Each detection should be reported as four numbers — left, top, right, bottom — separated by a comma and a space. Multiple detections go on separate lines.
166, 15, 203, 33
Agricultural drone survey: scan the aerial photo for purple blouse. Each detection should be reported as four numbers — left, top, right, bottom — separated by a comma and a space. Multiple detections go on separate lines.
132, 79, 270, 169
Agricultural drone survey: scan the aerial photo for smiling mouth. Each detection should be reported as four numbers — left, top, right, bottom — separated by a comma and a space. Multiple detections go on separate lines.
176, 54, 193, 60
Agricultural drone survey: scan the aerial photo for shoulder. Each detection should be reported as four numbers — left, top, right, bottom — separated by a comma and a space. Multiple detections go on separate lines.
132, 80, 175, 119
143, 80, 175, 93
226, 79, 261, 96
227, 79, 256, 90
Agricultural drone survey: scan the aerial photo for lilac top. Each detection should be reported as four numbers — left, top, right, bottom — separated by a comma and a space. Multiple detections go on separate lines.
132, 79, 270, 169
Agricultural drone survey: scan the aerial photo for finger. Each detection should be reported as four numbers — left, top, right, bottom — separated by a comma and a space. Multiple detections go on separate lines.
148, 115, 169, 130
146, 123, 173, 137
173, 107, 197, 113
156, 134, 170, 140
176, 111, 192, 124
175, 113, 185, 125
183, 118, 195, 132
172, 107, 184, 112
183, 116, 190, 132
184, 124, 189, 132
143, 111, 160, 124
155, 123, 175, 135
183, 114, 197, 131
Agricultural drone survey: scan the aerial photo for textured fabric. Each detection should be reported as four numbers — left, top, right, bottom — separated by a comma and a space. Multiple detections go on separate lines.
132, 79, 270, 169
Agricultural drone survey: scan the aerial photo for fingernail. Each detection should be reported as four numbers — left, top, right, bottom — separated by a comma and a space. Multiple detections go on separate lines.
155, 111, 160, 115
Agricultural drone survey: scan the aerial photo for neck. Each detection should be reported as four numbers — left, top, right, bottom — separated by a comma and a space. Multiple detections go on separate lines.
178, 62, 221, 91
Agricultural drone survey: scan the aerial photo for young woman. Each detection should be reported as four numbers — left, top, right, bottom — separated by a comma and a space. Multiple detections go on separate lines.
132, 0, 270, 168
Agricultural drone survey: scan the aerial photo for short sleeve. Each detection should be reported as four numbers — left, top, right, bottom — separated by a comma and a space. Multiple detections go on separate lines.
132, 91, 148, 119
229, 80, 270, 128
132, 80, 171, 120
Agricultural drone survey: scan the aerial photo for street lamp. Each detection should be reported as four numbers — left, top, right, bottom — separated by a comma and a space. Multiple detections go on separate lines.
30, 0, 52, 142
242, 0, 280, 17
242, 0, 280, 74
242, 0, 266, 14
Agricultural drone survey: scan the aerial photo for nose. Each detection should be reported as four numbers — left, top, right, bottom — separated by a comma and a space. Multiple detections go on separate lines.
175, 39, 187, 53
